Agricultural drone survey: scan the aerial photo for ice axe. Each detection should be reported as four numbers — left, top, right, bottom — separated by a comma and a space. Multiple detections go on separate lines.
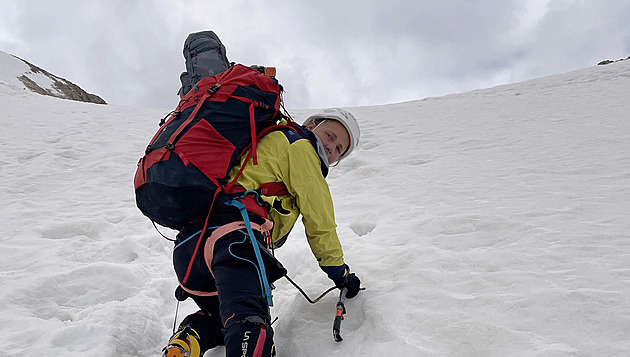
333, 287, 348, 342
284, 275, 364, 341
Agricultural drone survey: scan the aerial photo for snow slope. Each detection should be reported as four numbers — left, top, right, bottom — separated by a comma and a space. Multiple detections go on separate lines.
1, 59, 629, 356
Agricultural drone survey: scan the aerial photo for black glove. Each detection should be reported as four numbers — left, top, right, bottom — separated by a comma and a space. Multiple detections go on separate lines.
342, 273, 361, 299
333, 269, 362, 299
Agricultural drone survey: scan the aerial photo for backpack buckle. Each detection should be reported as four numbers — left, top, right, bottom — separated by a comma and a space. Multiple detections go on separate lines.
207, 83, 221, 95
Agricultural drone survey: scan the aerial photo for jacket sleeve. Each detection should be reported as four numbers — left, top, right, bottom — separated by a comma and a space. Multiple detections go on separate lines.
281, 139, 345, 268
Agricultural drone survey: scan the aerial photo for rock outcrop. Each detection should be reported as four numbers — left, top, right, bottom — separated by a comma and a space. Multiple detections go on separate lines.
6, 52, 106, 104
598, 56, 630, 66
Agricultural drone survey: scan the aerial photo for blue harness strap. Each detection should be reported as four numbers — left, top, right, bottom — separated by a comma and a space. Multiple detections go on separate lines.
223, 198, 274, 306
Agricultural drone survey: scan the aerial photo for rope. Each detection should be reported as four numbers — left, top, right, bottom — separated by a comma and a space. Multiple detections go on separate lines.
153, 221, 176, 242
283, 275, 337, 304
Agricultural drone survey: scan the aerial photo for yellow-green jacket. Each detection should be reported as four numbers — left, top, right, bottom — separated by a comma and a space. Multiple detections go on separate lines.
226, 126, 345, 273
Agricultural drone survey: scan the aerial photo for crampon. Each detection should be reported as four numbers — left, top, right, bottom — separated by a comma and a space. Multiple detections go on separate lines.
162, 325, 202, 357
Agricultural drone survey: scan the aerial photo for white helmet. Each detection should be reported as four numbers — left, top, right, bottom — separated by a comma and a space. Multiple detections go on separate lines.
303, 108, 360, 161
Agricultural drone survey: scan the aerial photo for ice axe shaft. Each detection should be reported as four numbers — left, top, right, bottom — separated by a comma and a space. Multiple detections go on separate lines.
333, 287, 348, 342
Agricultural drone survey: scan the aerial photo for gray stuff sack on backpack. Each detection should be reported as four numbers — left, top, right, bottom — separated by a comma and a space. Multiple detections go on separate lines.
177, 30, 231, 98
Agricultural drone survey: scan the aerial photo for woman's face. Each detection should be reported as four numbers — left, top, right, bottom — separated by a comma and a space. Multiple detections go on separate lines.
307, 119, 350, 164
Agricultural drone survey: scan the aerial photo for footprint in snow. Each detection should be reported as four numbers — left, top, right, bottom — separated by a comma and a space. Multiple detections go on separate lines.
350, 222, 376, 237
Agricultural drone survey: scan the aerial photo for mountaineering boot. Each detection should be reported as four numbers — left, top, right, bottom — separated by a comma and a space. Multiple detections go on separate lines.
162, 325, 202, 357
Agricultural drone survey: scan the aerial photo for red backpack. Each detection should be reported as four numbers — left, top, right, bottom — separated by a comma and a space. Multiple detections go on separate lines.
134, 64, 296, 230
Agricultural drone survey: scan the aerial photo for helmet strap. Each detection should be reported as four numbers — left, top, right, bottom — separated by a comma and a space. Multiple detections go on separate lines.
312, 119, 327, 131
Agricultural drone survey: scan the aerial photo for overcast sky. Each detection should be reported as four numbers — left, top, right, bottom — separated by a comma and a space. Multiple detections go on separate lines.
1, 0, 629, 110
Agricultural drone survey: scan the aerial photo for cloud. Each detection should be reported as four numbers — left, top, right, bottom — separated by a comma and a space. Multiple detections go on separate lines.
509, 0, 630, 78
1, 0, 629, 111
273, 0, 534, 105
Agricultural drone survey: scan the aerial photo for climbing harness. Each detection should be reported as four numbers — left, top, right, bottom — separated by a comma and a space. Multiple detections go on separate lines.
223, 196, 275, 306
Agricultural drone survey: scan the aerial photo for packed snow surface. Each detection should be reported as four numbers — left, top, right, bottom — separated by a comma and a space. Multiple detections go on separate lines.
1, 60, 629, 356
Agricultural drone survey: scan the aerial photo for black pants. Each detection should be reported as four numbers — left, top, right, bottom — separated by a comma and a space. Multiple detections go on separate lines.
173, 206, 286, 356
